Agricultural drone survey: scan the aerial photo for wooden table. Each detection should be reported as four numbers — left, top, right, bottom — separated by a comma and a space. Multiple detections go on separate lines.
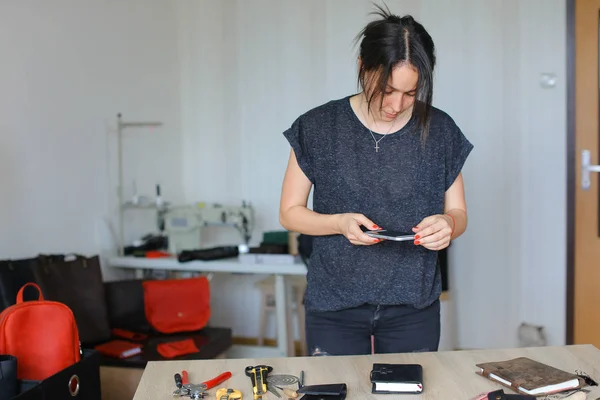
133, 344, 600, 399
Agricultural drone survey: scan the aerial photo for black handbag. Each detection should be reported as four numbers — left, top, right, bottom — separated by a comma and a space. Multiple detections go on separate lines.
33, 255, 111, 346
103, 279, 151, 333
0, 258, 39, 312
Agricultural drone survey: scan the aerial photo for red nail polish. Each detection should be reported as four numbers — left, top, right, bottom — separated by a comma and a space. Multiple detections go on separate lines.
414, 240, 421, 245
373, 225, 379, 229
415, 235, 420, 239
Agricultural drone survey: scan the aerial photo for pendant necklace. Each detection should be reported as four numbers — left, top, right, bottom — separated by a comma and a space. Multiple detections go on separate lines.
361, 103, 397, 153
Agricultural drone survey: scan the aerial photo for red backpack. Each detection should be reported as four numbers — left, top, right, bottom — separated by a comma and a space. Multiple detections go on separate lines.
0, 283, 81, 380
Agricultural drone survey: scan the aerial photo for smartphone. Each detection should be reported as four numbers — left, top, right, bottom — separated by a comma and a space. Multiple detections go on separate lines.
365, 230, 415, 242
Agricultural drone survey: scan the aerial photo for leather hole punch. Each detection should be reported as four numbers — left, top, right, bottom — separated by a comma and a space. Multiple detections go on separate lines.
173, 370, 232, 399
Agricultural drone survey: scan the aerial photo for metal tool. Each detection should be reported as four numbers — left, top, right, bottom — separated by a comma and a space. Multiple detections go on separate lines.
216, 388, 242, 400
245, 365, 272, 400
268, 373, 303, 399
267, 386, 281, 398
274, 386, 297, 398
174, 371, 190, 393
173, 370, 233, 399
266, 375, 299, 387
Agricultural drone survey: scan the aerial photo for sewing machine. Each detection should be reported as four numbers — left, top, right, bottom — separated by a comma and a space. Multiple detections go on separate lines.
163, 201, 254, 254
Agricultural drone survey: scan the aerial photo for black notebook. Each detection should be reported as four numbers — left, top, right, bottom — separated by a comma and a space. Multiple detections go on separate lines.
370, 363, 423, 394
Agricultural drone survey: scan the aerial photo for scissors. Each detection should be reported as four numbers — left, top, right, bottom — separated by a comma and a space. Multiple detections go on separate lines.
174, 370, 233, 399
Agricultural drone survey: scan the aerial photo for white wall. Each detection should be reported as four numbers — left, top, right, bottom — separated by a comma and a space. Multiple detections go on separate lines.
177, 0, 567, 349
0, 0, 184, 279
0, 0, 567, 350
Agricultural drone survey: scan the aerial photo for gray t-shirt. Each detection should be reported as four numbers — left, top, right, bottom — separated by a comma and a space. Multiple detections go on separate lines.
283, 95, 473, 312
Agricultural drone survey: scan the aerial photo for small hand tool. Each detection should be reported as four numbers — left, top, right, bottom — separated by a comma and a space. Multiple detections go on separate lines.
174, 370, 233, 399
266, 373, 302, 398
266, 375, 299, 387
216, 388, 242, 400
245, 365, 272, 400
267, 385, 281, 398
274, 386, 297, 398
175, 371, 190, 392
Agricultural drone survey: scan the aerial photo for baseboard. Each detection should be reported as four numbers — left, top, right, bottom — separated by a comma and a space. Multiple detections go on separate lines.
232, 336, 305, 356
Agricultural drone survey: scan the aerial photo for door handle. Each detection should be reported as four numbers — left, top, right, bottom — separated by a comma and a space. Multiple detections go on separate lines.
581, 150, 600, 190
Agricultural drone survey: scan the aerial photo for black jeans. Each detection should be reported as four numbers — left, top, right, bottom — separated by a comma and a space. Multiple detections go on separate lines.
305, 300, 440, 356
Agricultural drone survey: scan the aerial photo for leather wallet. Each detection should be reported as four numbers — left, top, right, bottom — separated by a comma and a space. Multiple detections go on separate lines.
94, 340, 142, 359
487, 389, 536, 400
111, 328, 148, 341
156, 339, 199, 358
297, 383, 347, 400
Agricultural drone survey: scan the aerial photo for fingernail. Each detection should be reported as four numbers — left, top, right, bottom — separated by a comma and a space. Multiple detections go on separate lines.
415, 235, 420, 239
414, 226, 419, 229
373, 239, 379, 242
373, 225, 380, 229
414, 240, 421, 245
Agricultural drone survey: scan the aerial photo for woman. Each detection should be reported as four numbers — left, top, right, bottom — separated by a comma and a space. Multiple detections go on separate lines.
279, 6, 473, 356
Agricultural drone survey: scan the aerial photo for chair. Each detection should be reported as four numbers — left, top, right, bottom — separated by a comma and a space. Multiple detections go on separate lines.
255, 275, 307, 356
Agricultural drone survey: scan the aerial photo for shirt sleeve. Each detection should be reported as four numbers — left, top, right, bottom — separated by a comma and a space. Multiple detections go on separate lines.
445, 122, 473, 190
282, 116, 314, 183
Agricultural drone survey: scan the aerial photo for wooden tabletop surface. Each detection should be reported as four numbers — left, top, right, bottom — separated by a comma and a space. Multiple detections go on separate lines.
133, 344, 600, 399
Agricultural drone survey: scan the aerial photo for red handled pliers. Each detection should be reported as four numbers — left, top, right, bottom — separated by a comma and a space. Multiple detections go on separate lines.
173, 370, 232, 399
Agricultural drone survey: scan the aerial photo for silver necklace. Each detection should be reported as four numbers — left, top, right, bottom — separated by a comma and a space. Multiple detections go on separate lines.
361, 103, 397, 152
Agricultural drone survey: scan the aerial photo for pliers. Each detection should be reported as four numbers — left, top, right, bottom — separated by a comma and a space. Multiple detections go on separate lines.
173, 370, 233, 399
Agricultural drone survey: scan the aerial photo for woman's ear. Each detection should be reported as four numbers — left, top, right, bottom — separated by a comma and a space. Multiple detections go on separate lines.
357, 57, 363, 71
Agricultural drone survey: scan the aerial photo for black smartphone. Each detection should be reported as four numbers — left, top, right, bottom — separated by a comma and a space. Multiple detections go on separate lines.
365, 230, 415, 242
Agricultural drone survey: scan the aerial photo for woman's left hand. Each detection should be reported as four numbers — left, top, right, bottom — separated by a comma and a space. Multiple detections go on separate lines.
412, 214, 453, 250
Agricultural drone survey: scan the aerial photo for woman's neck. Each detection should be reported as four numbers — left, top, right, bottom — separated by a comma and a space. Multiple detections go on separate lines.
351, 93, 412, 134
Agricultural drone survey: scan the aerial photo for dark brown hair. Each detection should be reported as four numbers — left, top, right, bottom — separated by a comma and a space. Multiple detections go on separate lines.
355, 3, 436, 140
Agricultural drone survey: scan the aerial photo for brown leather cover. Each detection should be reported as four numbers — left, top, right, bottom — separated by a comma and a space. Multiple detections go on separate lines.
476, 357, 583, 396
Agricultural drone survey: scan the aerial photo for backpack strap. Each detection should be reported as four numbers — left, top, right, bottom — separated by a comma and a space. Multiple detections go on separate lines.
16, 283, 44, 303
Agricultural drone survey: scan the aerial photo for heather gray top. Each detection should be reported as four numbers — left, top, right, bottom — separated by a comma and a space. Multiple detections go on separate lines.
283, 95, 473, 312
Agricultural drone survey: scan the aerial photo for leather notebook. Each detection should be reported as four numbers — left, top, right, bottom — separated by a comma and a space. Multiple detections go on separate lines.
370, 363, 423, 394
476, 357, 583, 396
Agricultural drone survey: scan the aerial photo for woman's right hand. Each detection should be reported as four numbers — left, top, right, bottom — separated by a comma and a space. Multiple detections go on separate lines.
335, 213, 382, 245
